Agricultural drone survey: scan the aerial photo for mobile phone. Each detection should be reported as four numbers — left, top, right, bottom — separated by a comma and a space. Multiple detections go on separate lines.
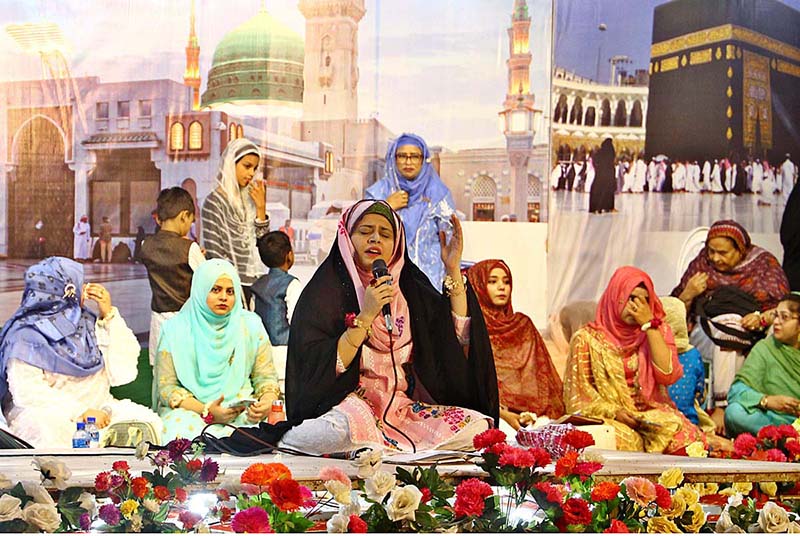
225, 398, 256, 410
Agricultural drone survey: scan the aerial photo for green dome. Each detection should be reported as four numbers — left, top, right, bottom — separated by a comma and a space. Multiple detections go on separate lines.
201, 9, 304, 108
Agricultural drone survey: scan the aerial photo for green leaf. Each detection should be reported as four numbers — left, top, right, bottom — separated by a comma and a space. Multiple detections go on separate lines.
6, 483, 33, 506
0, 519, 30, 533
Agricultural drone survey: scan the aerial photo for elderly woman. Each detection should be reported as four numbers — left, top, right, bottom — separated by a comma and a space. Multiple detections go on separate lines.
201, 138, 270, 305
725, 293, 800, 436
672, 220, 790, 432
155, 259, 281, 442
0, 257, 161, 448
564, 266, 706, 454
279, 200, 497, 455
365, 133, 457, 289
466, 259, 564, 430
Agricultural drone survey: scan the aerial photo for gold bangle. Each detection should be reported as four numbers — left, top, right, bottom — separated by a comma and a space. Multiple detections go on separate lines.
443, 275, 466, 297
343, 329, 363, 349
352, 317, 372, 338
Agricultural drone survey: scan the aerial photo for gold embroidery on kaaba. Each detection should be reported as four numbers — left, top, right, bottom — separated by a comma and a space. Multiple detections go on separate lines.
660, 56, 679, 72
777, 59, 800, 78
742, 50, 772, 149
690, 49, 712, 65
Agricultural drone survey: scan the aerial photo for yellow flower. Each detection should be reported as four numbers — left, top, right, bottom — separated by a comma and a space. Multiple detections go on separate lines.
684, 502, 706, 532
119, 500, 139, 520
658, 468, 684, 489
760, 482, 778, 496
686, 441, 708, 457
685, 482, 719, 496
674, 486, 700, 506
647, 516, 681, 533
660, 494, 687, 519
732, 482, 753, 495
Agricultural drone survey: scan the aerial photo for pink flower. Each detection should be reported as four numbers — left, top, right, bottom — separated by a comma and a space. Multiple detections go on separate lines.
777, 424, 799, 440
179, 511, 202, 531
766, 448, 788, 462
758, 425, 782, 444
621, 476, 657, 507
318, 466, 350, 486
454, 478, 493, 518
231, 506, 272, 533
734, 433, 758, 457
201, 458, 219, 482
473, 428, 507, 450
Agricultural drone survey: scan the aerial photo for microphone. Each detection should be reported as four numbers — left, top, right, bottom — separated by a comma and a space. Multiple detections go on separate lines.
371, 259, 393, 332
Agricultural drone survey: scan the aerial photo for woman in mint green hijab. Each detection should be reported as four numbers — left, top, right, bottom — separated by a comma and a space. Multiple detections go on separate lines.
725, 293, 800, 436
155, 259, 280, 441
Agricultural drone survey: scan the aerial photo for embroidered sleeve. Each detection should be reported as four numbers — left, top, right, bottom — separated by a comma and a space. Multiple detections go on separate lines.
254, 216, 271, 240
157, 350, 194, 409
452, 311, 471, 346
563, 330, 622, 420
95, 307, 139, 387
335, 353, 349, 375
251, 335, 281, 398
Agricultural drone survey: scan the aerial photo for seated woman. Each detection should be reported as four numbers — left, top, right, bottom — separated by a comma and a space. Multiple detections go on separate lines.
564, 266, 705, 454
0, 257, 161, 448
466, 259, 564, 430
155, 259, 281, 442
725, 293, 800, 436
672, 220, 790, 432
662, 297, 706, 426
280, 200, 498, 455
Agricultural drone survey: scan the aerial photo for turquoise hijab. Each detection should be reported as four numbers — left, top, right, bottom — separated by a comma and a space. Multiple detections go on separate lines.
161, 259, 250, 404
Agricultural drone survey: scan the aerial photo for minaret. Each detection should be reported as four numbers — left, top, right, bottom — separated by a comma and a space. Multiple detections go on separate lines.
183, 0, 201, 110
504, 0, 533, 110
299, 0, 365, 121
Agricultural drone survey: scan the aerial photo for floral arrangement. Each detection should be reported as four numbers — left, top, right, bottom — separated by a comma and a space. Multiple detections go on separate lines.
730, 424, 800, 463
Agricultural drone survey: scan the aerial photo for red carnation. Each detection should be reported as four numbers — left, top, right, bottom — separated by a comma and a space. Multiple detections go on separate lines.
94, 472, 111, 492
130, 476, 149, 499
785, 439, 800, 460
112, 460, 130, 473
575, 461, 603, 477
758, 425, 782, 444
605, 519, 630, 533
454, 478, 493, 518
590, 481, 620, 502
534, 482, 564, 504
562, 497, 592, 526
527, 447, 552, 468
179, 511, 201, 531
348, 515, 368, 533
174, 487, 188, 503
654, 484, 672, 509
268, 478, 306, 512
231, 507, 271, 533
499, 446, 537, 468
153, 485, 171, 501
186, 458, 202, 472
766, 448, 788, 463
420, 487, 433, 504
734, 433, 758, 457
777, 424, 799, 440
563, 429, 595, 450
473, 428, 507, 450
555, 450, 579, 478
485, 442, 508, 457
218, 506, 232, 523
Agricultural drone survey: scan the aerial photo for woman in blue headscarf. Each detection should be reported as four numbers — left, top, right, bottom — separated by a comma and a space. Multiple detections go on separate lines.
0, 257, 161, 448
156, 259, 280, 442
365, 133, 457, 289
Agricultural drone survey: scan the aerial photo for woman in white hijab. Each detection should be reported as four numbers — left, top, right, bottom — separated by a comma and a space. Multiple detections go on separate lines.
201, 138, 270, 304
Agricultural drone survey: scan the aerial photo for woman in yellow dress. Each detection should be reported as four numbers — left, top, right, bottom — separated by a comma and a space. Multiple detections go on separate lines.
564, 266, 706, 454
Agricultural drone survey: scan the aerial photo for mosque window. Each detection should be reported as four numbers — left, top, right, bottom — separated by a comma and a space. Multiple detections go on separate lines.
188, 121, 203, 150
228, 123, 236, 141
139, 100, 152, 117
236, 124, 244, 139
117, 100, 130, 130
170, 122, 185, 151
96, 102, 109, 119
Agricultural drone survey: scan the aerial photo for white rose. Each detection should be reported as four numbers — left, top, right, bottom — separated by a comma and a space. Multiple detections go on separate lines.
142, 498, 159, 513
325, 480, 352, 504
326, 512, 349, 533
0, 495, 23, 522
386, 485, 423, 522
77, 492, 96, 517
32, 457, 71, 490
364, 470, 396, 502
0, 473, 13, 490
758, 501, 790, 533
354, 448, 383, 479
22, 502, 61, 533
135, 441, 149, 460
21, 481, 54, 505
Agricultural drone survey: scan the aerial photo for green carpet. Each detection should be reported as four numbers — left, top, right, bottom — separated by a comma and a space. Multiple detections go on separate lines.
110, 349, 153, 408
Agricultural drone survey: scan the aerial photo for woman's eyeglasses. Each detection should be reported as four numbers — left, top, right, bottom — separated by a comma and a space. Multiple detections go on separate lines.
395, 153, 423, 163
775, 312, 799, 323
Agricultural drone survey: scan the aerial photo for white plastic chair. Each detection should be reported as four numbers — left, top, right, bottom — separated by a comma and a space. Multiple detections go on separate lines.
676, 226, 710, 283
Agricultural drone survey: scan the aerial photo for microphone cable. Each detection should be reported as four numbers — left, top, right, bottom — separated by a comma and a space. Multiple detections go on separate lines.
380, 327, 417, 453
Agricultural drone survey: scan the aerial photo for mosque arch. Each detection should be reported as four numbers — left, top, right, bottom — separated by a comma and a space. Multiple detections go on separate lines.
629, 100, 643, 127
614, 100, 627, 127
471, 174, 497, 221
569, 96, 583, 125
600, 99, 611, 126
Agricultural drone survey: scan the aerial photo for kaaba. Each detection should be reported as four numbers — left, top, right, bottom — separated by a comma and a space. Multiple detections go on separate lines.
644, 0, 800, 163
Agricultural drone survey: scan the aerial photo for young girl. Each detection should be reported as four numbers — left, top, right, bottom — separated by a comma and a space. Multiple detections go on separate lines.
467, 260, 564, 430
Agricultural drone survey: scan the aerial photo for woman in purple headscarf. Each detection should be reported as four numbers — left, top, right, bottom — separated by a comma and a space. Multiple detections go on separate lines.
365, 133, 457, 289
0, 257, 161, 447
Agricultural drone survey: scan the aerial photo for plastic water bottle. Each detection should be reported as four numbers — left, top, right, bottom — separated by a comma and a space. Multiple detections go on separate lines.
86, 417, 100, 448
72, 422, 90, 449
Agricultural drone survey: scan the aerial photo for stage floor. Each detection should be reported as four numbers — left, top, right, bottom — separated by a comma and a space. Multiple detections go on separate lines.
2, 448, 799, 490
